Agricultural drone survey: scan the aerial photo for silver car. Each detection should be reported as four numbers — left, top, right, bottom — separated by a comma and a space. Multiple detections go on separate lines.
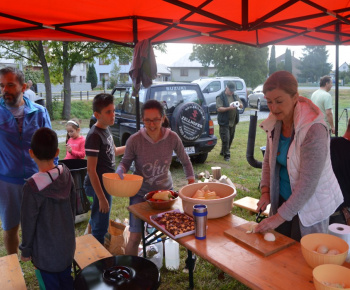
247, 84, 269, 111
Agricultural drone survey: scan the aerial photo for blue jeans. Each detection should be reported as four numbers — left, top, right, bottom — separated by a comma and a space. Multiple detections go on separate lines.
129, 194, 146, 233
84, 185, 112, 244
38, 265, 73, 290
0, 180, 23, 231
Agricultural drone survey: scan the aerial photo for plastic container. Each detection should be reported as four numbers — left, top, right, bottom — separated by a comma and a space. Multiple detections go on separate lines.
155, 238, 164, 259
149, 252, 162, 270
139, 245, 162, 270
165, 238, 180, 270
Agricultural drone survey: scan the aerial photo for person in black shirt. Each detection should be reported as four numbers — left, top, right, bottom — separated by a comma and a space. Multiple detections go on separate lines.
330, 118, 350, 225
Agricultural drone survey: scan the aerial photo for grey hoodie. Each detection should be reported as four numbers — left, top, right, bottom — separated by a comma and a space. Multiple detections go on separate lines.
20, 164, 76, 272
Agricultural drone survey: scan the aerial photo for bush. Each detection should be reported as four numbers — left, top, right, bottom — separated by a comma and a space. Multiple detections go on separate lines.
52, 100, 93, 120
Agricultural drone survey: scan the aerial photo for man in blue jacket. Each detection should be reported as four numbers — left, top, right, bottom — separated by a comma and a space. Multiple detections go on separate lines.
0, 66, 53, 255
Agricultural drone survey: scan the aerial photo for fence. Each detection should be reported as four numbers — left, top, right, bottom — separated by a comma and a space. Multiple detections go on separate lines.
37, 89, 113, 102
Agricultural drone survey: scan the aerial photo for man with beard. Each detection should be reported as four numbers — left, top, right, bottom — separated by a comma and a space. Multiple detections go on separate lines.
0, 67, 53, 255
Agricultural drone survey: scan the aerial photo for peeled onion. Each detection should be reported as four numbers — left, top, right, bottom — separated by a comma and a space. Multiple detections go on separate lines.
327, 249, 340, 255
264, 232, 276, 242
316, 244, 329, 254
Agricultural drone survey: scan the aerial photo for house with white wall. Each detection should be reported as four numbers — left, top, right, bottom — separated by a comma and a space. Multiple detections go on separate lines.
94, 56, 171, 86
169, 53, 217, 82
94, 56, 132, 86
339, 62, 349, 72
71, 62, 88, 83
155, 63, 171, 82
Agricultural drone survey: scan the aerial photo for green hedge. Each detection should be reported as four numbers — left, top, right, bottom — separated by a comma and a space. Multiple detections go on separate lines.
52, 100, 93, 120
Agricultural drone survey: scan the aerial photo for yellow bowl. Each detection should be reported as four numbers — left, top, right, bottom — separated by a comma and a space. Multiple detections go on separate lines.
102, 173, 143, 197
178, 182, 236, 219
300, 233, 349, 269
313, 264, 350, 290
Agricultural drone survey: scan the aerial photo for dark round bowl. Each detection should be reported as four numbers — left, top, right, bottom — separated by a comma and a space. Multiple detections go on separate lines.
144, 190, 178, 210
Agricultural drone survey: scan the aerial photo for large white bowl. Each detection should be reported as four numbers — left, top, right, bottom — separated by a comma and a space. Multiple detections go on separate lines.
178, 182, 236, 219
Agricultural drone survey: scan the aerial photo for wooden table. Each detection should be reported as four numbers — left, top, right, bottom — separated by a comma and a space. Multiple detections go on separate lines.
233, 196, 270, 216
128, 199, 350, 290
73, 234, 112, 275
0, 254, 26, 290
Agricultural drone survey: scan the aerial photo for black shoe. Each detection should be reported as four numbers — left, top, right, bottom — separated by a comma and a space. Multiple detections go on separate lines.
183, 254, 197, 273
224, 157, 230, 162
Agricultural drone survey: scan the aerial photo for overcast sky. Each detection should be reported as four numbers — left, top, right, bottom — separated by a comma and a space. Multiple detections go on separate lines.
155, 43, 350, 70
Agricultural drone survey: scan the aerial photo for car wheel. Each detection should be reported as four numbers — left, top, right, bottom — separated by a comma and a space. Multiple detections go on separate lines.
257, 100, 261, 111
238, 99, 246, 114
171, 102, 205, 142
191, 153, 208, 164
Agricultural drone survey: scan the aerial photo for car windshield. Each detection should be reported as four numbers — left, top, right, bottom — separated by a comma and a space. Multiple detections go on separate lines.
149, 85, 203, 109
254, 85, 263, 93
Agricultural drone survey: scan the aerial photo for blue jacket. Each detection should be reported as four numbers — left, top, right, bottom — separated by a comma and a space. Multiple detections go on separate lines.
0, 97, 53, 185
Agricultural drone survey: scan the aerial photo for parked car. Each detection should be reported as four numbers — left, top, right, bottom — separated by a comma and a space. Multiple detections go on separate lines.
247, 84, 269, 111
191, 77, 248, 114
90, 83, 217, 163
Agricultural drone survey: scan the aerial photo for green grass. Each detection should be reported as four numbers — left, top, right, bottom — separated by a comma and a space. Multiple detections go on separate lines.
51, 100, 93, 120
1, 90, 349, 289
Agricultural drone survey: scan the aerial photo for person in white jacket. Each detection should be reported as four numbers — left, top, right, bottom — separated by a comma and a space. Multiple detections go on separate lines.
255, 71, 343, 241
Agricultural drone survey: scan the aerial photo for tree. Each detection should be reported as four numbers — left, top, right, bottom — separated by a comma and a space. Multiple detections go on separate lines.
87, 64, 98, 89
48, 41, 133, 119
190, 44, 268, 88
109, 63, 120, 89
269, 45, 277, 76
284, 48, 292, 73
298, 46, 332, 82
0, 41, 55, 117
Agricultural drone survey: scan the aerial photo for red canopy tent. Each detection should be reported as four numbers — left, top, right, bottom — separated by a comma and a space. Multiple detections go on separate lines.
1, 0, 349, 132
1, 0, 350, 46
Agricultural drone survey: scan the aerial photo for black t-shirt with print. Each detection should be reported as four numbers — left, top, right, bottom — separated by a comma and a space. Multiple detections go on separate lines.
84, 125, 116, 186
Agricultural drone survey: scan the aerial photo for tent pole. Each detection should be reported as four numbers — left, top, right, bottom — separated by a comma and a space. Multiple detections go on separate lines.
133, 18, 141, 132
335, 22, 340, 137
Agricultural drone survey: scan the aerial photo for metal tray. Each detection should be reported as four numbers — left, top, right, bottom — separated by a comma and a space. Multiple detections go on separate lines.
150, 209, 195, 240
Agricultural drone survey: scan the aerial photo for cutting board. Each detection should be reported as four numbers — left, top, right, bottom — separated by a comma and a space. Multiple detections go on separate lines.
224, 222, 296, 257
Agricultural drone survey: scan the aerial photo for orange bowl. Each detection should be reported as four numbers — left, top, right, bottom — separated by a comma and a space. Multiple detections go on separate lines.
102, 173, 143, 197
300, 233, 348, 269
313, 264, 350, 290
178, 182, 236, 219
144, 190, 178, 210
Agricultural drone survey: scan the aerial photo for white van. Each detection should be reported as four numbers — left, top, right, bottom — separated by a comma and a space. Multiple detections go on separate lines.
192, 77, 248, 113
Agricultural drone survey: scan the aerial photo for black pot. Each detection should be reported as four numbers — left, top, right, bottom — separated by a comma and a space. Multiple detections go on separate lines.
74, 256, 160, 290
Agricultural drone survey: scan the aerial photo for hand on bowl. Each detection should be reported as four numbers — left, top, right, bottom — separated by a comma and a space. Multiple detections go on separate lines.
115, 167, 124, 180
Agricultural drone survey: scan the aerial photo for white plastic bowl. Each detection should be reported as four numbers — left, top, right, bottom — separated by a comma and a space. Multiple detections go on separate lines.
178, 182, 236, 219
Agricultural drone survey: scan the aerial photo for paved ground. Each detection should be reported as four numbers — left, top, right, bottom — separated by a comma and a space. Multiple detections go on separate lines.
210, 109, 269, 124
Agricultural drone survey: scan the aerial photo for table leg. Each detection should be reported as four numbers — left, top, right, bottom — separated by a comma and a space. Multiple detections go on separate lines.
73, 260, 80, 277
187, 249, 194, 289
141, 221, 146, 258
